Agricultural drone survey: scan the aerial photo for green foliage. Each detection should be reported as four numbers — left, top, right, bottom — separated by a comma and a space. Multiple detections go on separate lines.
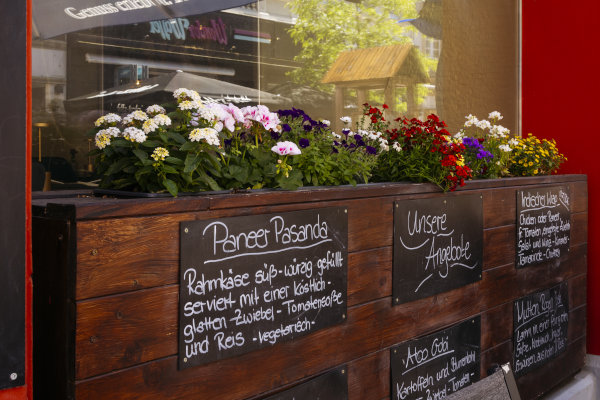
286, 0, 421, 89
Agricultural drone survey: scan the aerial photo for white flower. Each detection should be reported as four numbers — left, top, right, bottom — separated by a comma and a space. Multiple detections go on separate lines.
146, 105, 166, 115
95, 113, 121, 127
488, 111, 503, 121
454, 130, 465, 139
100, 127, 120, 138
153, 114, 171, 127
95, 131, 112, 149
332, 132, 341, 139
392, 142, 402, 152
509, 138, 519, 147
123, 110, 149, 125
340, 116, 352, 124
142, 119, 159, 134
123, 127, 147, 143
464, 114, 479, 127
321, 119, 330, 126
271, 141, 301, 156
490, 125, 510, 138
178, 100, 201, 111
498, 144, 512, 152
173, 88, 201, 102
189, 127, 220, 146
379, 141, 389, 152
475, 119, 492, 130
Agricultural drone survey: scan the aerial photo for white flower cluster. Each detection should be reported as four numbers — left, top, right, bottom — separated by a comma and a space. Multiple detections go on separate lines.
123, 127, 147, 143
360, 129, 389, 153
146, 105, 166, 116
94, 127, 121, 149
488, 111, 503, 121
173, 88, 201, 102
189, 127, 220, 146
94, 113, 122, 127
392, 142, 402, 152
153, 114, 171, 127
498, 144, 512, 153
340, 116, 352, 124
178, 100, 202, 111
489, 125, 510, 138
123, 110, 149, 125
142, 119, 159, 134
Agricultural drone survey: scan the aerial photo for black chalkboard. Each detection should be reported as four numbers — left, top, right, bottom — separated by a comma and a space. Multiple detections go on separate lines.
262, 367, 348, 400
391, 317, 481, 400
393, 195, 483, 305
179, 207, 348, 369
516, 186, 571, 268
513, 282, 569, 377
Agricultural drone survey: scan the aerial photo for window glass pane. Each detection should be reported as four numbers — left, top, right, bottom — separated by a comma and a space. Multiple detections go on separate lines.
31, 0, 518, 190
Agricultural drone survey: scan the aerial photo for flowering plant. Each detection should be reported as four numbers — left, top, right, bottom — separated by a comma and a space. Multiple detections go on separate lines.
367, 104, 472, 192
455, 112, 515, 178
508, 134, 567, 176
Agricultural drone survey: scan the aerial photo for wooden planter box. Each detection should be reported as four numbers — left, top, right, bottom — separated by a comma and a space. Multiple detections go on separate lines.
32, 175, 588, 400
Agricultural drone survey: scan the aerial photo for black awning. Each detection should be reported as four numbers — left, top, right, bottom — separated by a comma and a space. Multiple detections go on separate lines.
33, 0, 255, 39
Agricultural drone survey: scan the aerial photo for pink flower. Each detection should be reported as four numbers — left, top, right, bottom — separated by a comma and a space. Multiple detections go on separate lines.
271, 141, 301, 156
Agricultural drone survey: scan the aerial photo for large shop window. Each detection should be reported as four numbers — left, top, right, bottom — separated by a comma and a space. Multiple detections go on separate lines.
31, 0, 519, 190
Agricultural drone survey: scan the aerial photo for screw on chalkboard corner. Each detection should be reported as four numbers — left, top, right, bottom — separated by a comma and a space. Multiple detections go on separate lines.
395, 203, 398, 208
443, 200, 447, 204
183, 358, 188, 363
57, 234, 64, 241
395, 297, 400, 303
344, 209, 348, 214
184, 227, 189, 234
393, 349, 397, 354
471, 319, 475, 324
342, 314, 346, 320
341, 369, 346, 375
480, 195, 483, 199
10, 373, 17, 381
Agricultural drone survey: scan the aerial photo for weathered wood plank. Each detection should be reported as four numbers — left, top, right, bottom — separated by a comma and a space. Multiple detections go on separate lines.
484, 225, 515, 270
571, 181, 588, 213
347, 247, 392, 306
76, 198, 393, 300
347, 351, 389, 400
569, 272, 587, 309
571, 212, 588, 246
482, 187, 516, 228
481, 302, 513, 350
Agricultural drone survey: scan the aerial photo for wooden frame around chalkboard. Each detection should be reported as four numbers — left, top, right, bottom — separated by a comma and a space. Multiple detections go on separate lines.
32, 175, 587, 400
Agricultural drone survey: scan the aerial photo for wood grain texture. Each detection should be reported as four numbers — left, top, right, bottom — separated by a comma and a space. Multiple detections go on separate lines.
30, 176, 589, 399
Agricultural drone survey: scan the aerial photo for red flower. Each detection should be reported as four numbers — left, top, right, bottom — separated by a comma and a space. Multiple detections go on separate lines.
383, 104, 389, 109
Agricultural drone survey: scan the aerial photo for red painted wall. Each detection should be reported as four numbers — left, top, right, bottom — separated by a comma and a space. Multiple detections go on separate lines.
522, 0, 599, 353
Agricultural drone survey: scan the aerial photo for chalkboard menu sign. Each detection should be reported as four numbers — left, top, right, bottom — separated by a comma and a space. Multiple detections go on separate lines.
393, 195, 483, 304
263, 367, 348, 400
513, 282, 569, 377
391, 317, 481, 400
179, 207, 348, 369
516, 186, 571, 268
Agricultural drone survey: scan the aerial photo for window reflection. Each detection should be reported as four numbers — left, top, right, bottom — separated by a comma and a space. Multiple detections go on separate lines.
31, 0, 517, 190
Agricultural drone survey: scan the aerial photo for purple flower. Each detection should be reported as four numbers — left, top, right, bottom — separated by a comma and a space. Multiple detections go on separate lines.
282, 124, 291, 132
366, 146, 377, 155
271, 131, 282, 140
303, 124, 312, 132
299, 138, 310, 148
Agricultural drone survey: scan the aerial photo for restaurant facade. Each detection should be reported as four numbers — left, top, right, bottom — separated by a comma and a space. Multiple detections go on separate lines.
0, 0, 598, 399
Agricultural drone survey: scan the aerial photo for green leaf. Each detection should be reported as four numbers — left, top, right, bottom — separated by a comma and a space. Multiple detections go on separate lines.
162, 165, 179, 174
198, 171, 223, 191
165, 156, 184, 165
106, 158, 131, 175
141, 140, 160, 148
179, 141, 196, 152
134, 165, 153, 181
184, 153, 201, 174
111, 138, 131, 148
132, 149, 148, 163
167, 131, 187, 144
162, 178, 178, 197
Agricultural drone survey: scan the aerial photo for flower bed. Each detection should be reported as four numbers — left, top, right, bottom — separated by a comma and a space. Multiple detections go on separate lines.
91, 89, 566, 196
